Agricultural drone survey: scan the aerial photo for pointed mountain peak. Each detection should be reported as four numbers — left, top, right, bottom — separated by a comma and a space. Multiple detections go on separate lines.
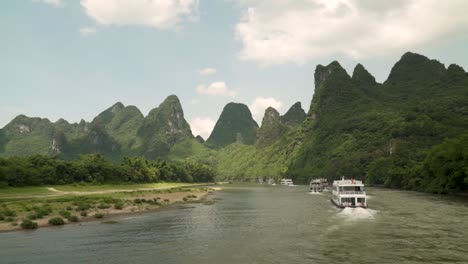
281, 102, 306, 126
386, 52, 446, 84
206, 102, 258, 148
138, 94, 192, 154
112, 102, 124, 111
162, 94, 181, 104
257, 107, 289, 147
352, 63, 376, 85
315, 61, 351, 88
55, 118, 70, 125
261, 107, 280, 128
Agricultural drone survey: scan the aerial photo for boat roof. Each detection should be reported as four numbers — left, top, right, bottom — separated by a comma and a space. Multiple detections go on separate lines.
333, 179, 364, 186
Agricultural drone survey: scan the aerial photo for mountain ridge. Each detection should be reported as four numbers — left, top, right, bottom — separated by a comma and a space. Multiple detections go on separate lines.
1, 51, 467, 194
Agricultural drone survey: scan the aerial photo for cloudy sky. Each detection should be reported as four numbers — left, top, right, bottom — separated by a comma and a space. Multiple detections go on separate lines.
2, 0, 468, 138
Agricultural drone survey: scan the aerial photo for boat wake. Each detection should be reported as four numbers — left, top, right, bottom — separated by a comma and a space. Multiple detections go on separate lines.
337, 207, 378, 221
308, 192, 323, 195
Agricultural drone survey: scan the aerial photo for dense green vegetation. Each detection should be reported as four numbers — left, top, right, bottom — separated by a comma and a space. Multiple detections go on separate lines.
288, 52, 468, 193
0, 154, 215, 187
0, 52, 466, 194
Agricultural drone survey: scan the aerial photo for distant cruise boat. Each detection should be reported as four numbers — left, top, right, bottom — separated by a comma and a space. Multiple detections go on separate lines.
331, 177, 367, 208
309, 178, 327, 192
280, 179, 294, 186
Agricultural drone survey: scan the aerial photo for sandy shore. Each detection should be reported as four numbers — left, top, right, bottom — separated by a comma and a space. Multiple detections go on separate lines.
0, 188, 215, 233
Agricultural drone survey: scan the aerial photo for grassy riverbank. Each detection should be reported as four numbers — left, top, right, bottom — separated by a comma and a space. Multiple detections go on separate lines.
0, 183, 217, 232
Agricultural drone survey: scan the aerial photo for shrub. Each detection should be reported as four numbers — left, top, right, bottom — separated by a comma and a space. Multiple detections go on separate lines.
48, 217, 65, 225
6, 217, 15, 222
97, 203, 110, 209
76, 203, 91, 211
21, 219, 38, 229
34, 206, 52, 216
27, 213, 39, 220
67, 215, 79, 222
59, 210, 71, 218
183, 197, 188, 202
134, 199, 142, 204
94, 213, 104, 219
114, 203, 124, 210
80, 211, 88, 217
2, 208, 17, 217
0, 214, 4, 221
66, 206, 73, 211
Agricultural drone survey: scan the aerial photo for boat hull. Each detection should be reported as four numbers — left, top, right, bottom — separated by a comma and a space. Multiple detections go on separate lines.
331, 198, 367, 208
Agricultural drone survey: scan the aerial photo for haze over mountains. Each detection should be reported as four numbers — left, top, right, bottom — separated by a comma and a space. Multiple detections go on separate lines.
1, 52, 467, 192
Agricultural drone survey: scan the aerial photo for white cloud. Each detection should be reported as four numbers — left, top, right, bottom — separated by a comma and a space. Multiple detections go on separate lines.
32, 0, 64, 7
190, 117, 215, 138
236, 0, 468, 65
196, 82, 237, 97
198, 67, 217, 76
80, 0, 198, 30
249, 96, 283, 121
79, 27, 97, 37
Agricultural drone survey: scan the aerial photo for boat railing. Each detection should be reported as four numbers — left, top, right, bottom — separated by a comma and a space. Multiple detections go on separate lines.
335, 191, 366, 195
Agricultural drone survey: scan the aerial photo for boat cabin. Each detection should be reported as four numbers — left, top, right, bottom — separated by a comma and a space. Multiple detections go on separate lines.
331, 177, 367, 208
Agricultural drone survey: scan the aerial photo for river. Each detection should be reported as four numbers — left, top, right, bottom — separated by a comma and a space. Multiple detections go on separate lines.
1, 185, 467, 264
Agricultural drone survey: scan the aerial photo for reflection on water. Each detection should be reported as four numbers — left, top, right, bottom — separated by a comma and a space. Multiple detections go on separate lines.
1, 185, 467, 264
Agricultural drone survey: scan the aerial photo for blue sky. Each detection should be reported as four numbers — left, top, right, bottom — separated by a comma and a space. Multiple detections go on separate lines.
2, 0, 468, 138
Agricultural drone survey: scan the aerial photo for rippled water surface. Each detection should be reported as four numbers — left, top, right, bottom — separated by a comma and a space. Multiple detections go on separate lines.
1, 185, 468, 264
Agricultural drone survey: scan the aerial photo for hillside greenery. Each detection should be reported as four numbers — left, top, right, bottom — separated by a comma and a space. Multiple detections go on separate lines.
288, 52, 468, 194
0, 52, 467, 194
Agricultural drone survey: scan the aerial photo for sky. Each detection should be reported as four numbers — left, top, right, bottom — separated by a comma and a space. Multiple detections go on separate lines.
2, 0, 468, 138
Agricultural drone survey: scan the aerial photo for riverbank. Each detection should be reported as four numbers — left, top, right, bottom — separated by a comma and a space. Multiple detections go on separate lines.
0, 184, 218, 233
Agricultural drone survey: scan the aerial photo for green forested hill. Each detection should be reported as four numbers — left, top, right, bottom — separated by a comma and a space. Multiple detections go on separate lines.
1, 52, 466, 192
206, 103, 259, 148
0, 95, 202, 161
288, 52, 468, 192
210, 102, 307, 180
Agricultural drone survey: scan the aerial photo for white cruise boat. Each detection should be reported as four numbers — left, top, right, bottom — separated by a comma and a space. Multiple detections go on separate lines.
331, 177, 367, 208
309, 179, 324, 192
280, 179, 294, 186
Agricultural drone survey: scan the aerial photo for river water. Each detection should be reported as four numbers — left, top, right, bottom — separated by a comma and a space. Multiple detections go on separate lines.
1, 185, 467, 264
